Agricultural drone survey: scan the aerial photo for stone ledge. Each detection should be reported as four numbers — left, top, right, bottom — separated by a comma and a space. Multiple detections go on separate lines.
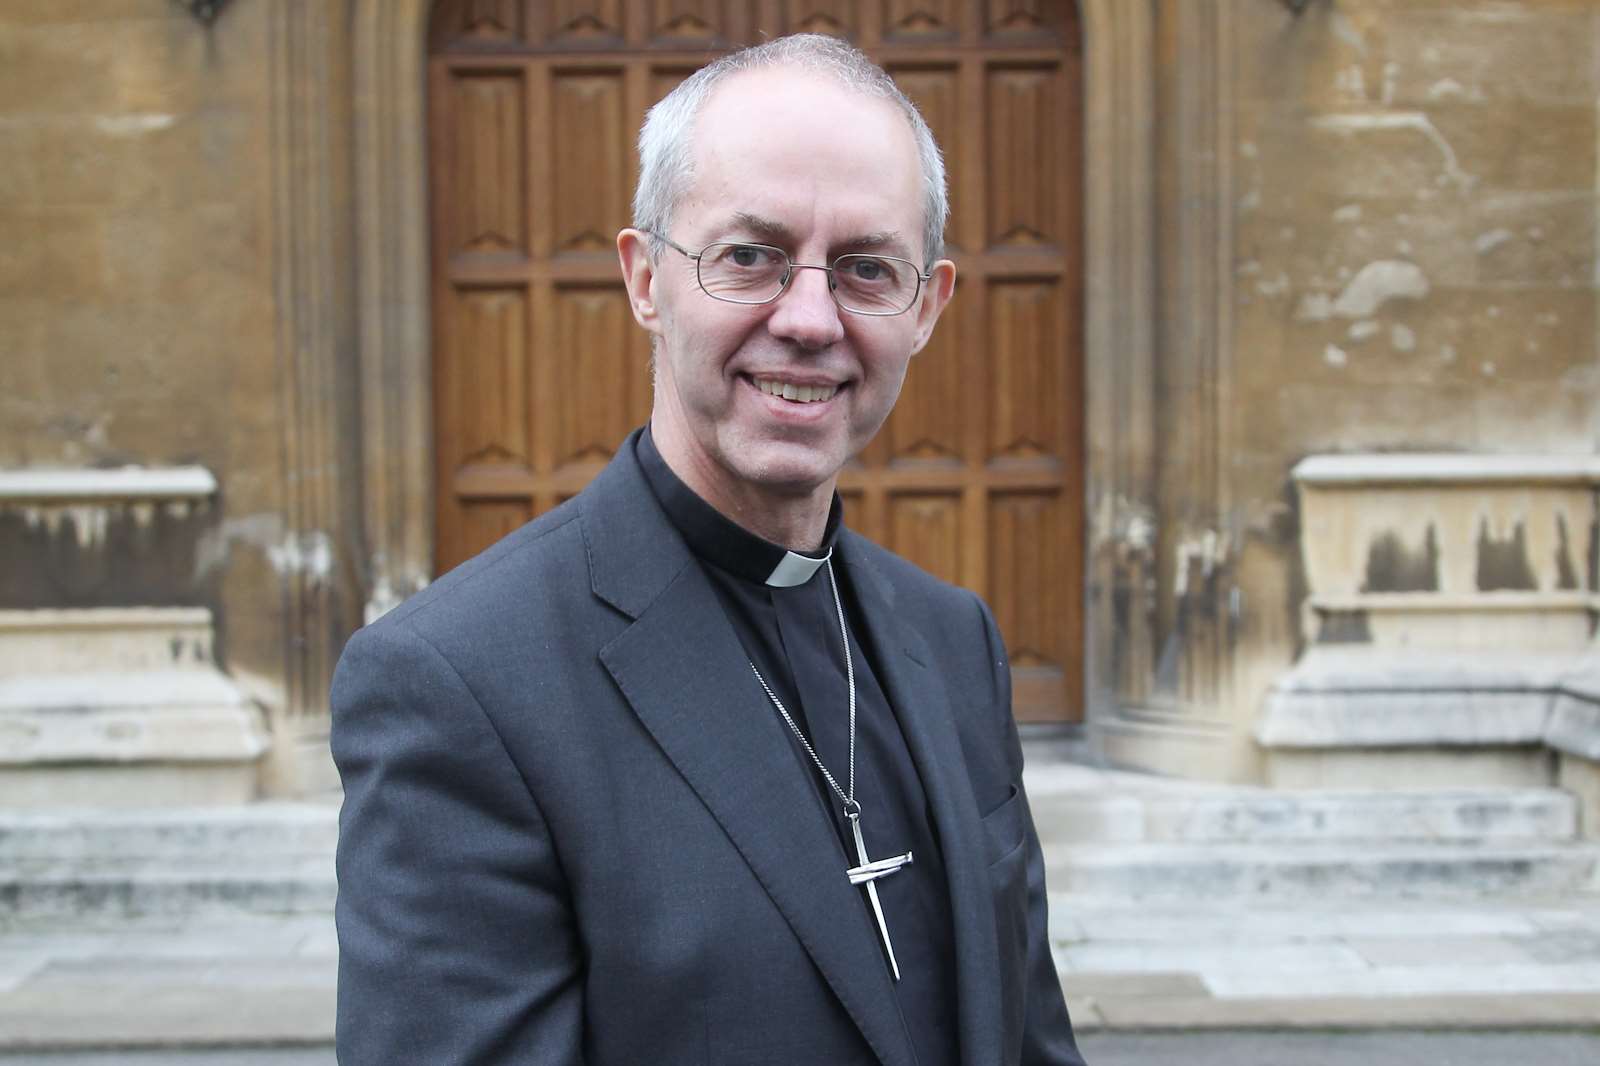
1293, 453, 1600, 487
0, 606, 214, 630
0, 607, 217, 675
1311, 592, 1600, 614
0, 671, 268, 764
0, 764, 262, 809
1258, 648, 1600, 751
1087, 991, 1600, 1030
0, 466, 217, 501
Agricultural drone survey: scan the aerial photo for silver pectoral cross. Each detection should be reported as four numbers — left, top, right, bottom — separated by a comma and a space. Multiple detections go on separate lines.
844, 809, 914, 981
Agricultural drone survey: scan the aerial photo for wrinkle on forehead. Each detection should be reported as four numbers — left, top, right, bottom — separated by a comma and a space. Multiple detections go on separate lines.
679, 67, 925, 250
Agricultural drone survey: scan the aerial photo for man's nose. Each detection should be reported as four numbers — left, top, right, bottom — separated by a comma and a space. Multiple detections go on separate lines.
766, 264, 846, 351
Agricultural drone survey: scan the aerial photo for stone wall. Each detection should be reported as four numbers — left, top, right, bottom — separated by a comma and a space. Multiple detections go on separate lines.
0, 3, 351, 794
1216, 0, 1600, 743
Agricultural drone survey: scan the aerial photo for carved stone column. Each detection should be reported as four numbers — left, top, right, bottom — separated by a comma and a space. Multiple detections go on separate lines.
1080, 1, 1248, 779
351, 0, 436, 623
264, 0, 365, 794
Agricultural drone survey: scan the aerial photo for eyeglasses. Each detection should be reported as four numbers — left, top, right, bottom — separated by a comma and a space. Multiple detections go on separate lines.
650, 233, 930, 317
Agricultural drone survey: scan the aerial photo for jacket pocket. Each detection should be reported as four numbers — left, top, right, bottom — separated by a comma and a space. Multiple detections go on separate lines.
980, 782, 1030, 1045
980, 782, 1026, 867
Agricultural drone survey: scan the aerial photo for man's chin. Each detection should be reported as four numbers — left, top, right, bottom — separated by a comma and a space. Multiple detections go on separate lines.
730, 446, 846, 499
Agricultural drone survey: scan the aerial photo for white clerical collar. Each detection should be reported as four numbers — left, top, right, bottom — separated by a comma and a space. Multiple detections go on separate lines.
764, 547, 832, 588
635, 426, 843, 589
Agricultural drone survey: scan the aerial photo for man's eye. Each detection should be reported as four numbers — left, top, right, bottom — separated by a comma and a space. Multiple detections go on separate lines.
849, 258, 889, 282
729, 245, 765, 267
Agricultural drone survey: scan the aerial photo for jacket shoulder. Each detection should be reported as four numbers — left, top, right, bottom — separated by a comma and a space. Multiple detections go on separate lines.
364, 499, 587, 643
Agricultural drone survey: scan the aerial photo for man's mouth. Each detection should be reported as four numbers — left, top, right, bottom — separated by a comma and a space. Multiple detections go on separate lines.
750, 376, 840, 404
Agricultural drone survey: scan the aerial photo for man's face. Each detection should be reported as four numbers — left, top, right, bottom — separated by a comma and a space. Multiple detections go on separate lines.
620, 67, 955, 515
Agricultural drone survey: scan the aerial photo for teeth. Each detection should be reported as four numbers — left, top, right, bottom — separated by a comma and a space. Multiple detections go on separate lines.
754, 377, 836, 403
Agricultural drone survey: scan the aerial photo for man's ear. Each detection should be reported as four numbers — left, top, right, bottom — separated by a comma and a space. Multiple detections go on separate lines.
617, 228, 661, 333
909, 258, 957, 356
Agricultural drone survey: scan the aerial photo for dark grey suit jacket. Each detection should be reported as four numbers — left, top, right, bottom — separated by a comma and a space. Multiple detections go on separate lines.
332, 434, 1085, 1065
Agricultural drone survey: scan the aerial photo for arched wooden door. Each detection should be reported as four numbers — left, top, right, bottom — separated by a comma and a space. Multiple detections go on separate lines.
428, 0, 1083, 722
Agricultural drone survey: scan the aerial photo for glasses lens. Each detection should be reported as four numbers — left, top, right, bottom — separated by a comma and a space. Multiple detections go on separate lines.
697, 243, 788, 304
832, 254, 919, 314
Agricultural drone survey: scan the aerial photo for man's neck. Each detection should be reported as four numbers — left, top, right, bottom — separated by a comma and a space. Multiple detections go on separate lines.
650, 423, 834, 553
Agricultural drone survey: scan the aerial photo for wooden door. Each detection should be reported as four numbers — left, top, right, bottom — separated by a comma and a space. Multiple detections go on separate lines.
428, 0, 1083, 722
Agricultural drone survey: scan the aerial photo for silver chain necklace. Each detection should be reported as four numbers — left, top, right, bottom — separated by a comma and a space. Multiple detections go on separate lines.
748, 558, 914, 980
749, 559, 858, 815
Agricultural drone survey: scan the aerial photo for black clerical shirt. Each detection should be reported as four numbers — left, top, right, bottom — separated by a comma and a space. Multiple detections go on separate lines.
635, 427, 959, 1066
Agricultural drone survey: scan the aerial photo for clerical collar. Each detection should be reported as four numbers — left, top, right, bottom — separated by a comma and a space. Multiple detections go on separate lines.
635, 425, 842, 588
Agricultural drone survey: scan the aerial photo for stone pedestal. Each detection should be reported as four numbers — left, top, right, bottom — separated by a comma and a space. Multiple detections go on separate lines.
0, 608, 268, 807
1258, 455, 1600, 789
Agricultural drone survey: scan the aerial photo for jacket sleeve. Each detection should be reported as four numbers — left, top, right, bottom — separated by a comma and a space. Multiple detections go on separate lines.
331, 621, 585, 1065
974, 595, 1089, 1066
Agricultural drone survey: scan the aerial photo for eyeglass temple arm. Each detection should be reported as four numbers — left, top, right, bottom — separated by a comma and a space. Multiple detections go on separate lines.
646, 231, 700, 262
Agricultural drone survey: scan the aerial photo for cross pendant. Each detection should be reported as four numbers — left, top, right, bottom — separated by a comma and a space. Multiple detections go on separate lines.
845, 810, 914, 981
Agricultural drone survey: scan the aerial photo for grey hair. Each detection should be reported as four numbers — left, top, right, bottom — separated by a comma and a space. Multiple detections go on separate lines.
632, 34, 949, 267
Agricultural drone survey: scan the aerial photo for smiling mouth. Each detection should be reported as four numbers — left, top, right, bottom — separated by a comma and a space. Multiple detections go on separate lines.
750, 376, 840, 404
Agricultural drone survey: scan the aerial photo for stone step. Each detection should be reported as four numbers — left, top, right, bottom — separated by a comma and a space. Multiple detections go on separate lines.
1045, 841, 1600, 901
0, 804, 338, 859
0, 805, 338, 926
1027, 786, 1580, 846
0, 865, 337, 926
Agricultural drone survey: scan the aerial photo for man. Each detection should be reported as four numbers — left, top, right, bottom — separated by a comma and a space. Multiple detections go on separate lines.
333, 33, 1085, 1066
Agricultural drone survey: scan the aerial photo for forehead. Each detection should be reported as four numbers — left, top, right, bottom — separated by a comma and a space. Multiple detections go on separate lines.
678, 66, 924, 245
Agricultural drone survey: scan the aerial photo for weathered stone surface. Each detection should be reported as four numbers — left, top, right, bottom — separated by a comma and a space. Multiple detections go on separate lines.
1266, 747, 1556, 790
1379, 7, 1599, 107
1058, 940, 1370, 979
1092, 990, 1600, 1029
1225, 0, 1600, 667
1549, 691, 1600, 761
1059, 902, 1550, 944
0, 2, 297, 792
1045, 840, 1600, 901
0, 609, 268, 805
1551, 667, 1600, 836
1057, 971, 1207, 998
1560, 754, 1600, 839
0, 804, 337, 926
0, 804, 338, 862
1430, 102, 1599, 192
0, 763, 259, 808
1032, 782, 1579, 847
1258, 648, 1571, 749
1347, 933, 1541, 968
0, 953, 337, 1048
0, 671, 268, 762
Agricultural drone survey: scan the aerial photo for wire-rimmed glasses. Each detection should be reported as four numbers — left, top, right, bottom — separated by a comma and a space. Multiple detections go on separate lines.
650, 233, 930, 317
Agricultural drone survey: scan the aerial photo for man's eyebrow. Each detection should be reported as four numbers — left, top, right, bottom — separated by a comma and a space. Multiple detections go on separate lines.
722, 214, 913, 258
725, 212, 794, 245
835, 231, 910, 256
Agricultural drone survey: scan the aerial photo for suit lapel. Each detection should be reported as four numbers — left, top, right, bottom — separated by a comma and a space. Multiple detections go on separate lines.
582, 440, 916, 1066
842, 535, 1005, 1066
